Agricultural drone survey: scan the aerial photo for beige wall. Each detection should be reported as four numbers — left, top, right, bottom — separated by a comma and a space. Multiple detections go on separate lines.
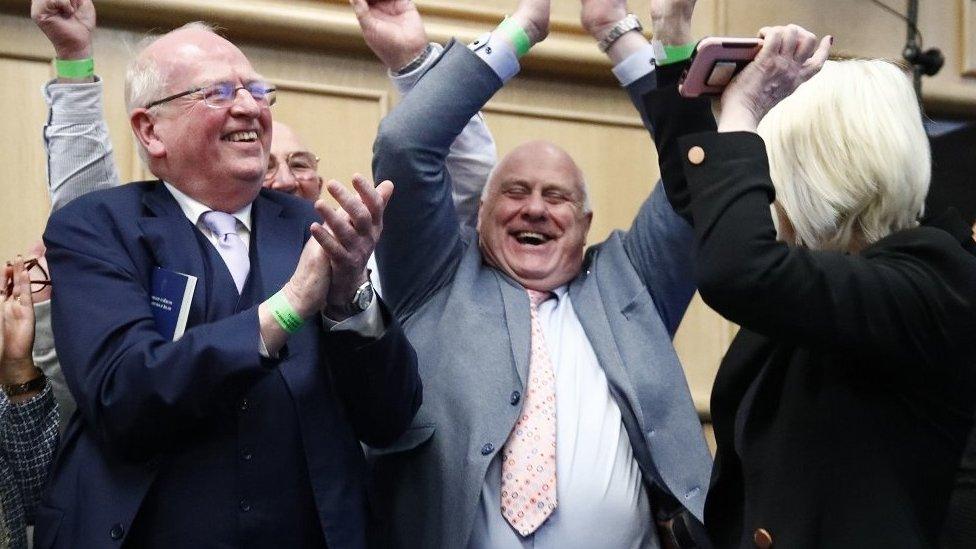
0, 0, 972, 446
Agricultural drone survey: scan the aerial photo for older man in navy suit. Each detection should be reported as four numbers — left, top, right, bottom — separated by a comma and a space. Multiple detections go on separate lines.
35, 23, 420, 549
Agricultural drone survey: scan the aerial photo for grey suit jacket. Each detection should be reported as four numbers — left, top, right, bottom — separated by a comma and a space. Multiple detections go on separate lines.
371, 41, 711, 548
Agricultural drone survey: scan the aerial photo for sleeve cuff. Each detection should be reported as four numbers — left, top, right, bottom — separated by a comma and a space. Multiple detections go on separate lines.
389, 42, 446, 96
612, 43, 657, 86
43, 77, 107, 123
468, 32, 520, 83
322, 295, 384, 337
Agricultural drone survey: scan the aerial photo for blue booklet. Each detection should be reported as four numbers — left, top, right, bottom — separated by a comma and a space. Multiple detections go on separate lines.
150, 267, 197, 341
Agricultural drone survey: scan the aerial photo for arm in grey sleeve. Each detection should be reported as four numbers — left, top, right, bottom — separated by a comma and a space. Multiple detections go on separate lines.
373, 41, 506, 319
42, 78, 122, 212
390, 43, 498, 230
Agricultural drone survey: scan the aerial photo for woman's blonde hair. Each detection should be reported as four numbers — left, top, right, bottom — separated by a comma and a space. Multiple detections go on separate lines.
758, 59, 930, 251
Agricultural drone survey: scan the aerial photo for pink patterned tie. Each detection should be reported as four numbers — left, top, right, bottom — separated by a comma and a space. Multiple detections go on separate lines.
501, 289, 558, 536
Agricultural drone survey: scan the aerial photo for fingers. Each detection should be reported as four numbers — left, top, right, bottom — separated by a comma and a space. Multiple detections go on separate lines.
801, 35, 833, 79
315, 196, 359, 250
310, 222, 346, 262
12, 257, 31, 308
325, 179, 373, 235
349, 0, 369, 21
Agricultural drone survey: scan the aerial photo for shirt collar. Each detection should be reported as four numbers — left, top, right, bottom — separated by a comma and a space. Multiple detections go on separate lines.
163, 181, 253, 232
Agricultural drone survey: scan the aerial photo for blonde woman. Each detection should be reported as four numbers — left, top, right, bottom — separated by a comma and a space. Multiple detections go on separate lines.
643, 24, 976, 548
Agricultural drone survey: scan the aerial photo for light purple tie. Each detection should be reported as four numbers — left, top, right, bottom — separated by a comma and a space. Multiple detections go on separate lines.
201, 210, 249, 293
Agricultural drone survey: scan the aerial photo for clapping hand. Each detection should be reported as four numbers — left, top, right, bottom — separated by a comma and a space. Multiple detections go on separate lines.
314, 175, 394, 321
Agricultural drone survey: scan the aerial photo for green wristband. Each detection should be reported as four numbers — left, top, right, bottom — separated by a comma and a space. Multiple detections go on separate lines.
268, 290, 304, 334
498, 17, 532, 58
659, 42, 696, 66
55, 57, 94, 79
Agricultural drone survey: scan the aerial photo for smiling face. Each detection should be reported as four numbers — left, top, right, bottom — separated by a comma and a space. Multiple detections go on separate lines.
477, 141, 592, 291
130, 28, 272, 212
266, 121, 323, 201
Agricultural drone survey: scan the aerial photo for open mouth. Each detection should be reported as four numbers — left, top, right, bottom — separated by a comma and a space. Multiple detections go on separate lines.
223, 130, 259, 143
512, 231, 553, 246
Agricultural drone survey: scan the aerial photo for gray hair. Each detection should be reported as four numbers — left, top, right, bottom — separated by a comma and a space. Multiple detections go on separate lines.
124, 22, 220, 163
124, 21, 220, 112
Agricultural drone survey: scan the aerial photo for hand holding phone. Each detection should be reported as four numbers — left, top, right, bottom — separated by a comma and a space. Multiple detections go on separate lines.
678, 37, 763, 98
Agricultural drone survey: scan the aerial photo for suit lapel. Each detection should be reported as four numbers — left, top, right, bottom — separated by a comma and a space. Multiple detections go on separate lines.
136, 182, 209, 324
569, 276, 645, 427
499, 276, 532, 388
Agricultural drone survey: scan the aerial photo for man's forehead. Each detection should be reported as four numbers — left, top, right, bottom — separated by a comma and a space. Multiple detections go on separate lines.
149, 30, 260, 84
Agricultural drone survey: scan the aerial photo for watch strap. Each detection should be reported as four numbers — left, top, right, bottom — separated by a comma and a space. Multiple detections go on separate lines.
598, 14, 644, 53
1, 369, 46, 398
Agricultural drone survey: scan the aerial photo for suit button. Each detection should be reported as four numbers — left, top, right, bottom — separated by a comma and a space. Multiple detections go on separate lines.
481, 443, 494, 455
239, 398, 249, 412
240, 498, 252, 512
688, 146, 706, 165
753, 528, 773, 548
510, 391, 521, 406
109, 523, 124, 540
241, 447, 253, 461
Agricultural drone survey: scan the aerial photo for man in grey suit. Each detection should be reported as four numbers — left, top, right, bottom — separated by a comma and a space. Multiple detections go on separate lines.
365, 0, 711, 547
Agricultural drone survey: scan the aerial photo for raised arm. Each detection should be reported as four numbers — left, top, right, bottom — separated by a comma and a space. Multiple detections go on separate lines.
363, 0, 549, 318
356, 0, 498, 230
579, 0, 703, 334
33, 0, 121, 211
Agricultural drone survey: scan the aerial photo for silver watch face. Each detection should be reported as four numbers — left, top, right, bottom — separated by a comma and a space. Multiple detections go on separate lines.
354, 283, 374, 312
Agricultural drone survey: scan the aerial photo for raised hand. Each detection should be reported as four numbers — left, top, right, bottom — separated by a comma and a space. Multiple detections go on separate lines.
30, 0, 95, 60
313, 175, 394, 320
350, 0, 428, 71
718, 24, 832, 133
509, 0, 551, 46
580, 0, 628, 39
649, 0, 696, 45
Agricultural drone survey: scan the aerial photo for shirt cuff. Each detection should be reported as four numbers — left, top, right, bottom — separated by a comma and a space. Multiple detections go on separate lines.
612, 43, 657, 87
468, 32, 520, 83
258, 333, 274, 359
321, 295, 383, 337
42, 77, 106, 124
389, 42, 445, 96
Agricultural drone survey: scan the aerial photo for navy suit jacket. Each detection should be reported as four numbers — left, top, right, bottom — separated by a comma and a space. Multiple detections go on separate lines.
35, 182, 420, 548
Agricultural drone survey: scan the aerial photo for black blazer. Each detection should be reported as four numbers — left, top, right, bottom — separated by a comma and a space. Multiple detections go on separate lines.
642, 65, 976, 548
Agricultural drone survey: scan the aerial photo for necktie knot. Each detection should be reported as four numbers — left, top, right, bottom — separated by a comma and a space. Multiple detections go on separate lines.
201, 210, 239, 238
526, 289, 553, 309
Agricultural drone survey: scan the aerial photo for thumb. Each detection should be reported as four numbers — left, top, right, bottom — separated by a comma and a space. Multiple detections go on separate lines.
801, 35, 832, 80
349, 0, 370, 23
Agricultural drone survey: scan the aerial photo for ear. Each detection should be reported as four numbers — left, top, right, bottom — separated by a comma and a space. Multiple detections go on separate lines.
581, 210, 593, 242
130, 108, 166, 158
476, 199, 485, 233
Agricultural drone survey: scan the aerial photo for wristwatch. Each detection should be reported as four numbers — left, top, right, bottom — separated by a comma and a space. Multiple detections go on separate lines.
351, 280, 375, 314
1, 368, 46, 398
598, 14, 643, 53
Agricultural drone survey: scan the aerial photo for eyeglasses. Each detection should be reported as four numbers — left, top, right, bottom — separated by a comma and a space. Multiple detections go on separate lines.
145, 80, 277, 110
265, 151, 321, 182
4, 257, 51, 295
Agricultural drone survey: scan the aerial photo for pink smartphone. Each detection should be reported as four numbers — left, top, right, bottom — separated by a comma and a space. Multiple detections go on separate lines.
678, 37, 763, 98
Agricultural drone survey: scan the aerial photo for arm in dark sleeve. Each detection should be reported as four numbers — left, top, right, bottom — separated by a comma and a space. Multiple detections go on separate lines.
372, 40, 504, 319
629, 63, 716, 223
326, 299, 420, 448
681, 130, 976, 364
0, 385, 59, 524
619, 63, 714, 335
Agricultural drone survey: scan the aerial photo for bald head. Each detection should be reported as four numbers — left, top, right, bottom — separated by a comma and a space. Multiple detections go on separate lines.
477, 140, 593, 291
267, 121, 324, 201
483, 140, 590, 213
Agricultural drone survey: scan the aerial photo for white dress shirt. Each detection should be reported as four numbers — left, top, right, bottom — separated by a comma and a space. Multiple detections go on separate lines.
469, 288, 658, 549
